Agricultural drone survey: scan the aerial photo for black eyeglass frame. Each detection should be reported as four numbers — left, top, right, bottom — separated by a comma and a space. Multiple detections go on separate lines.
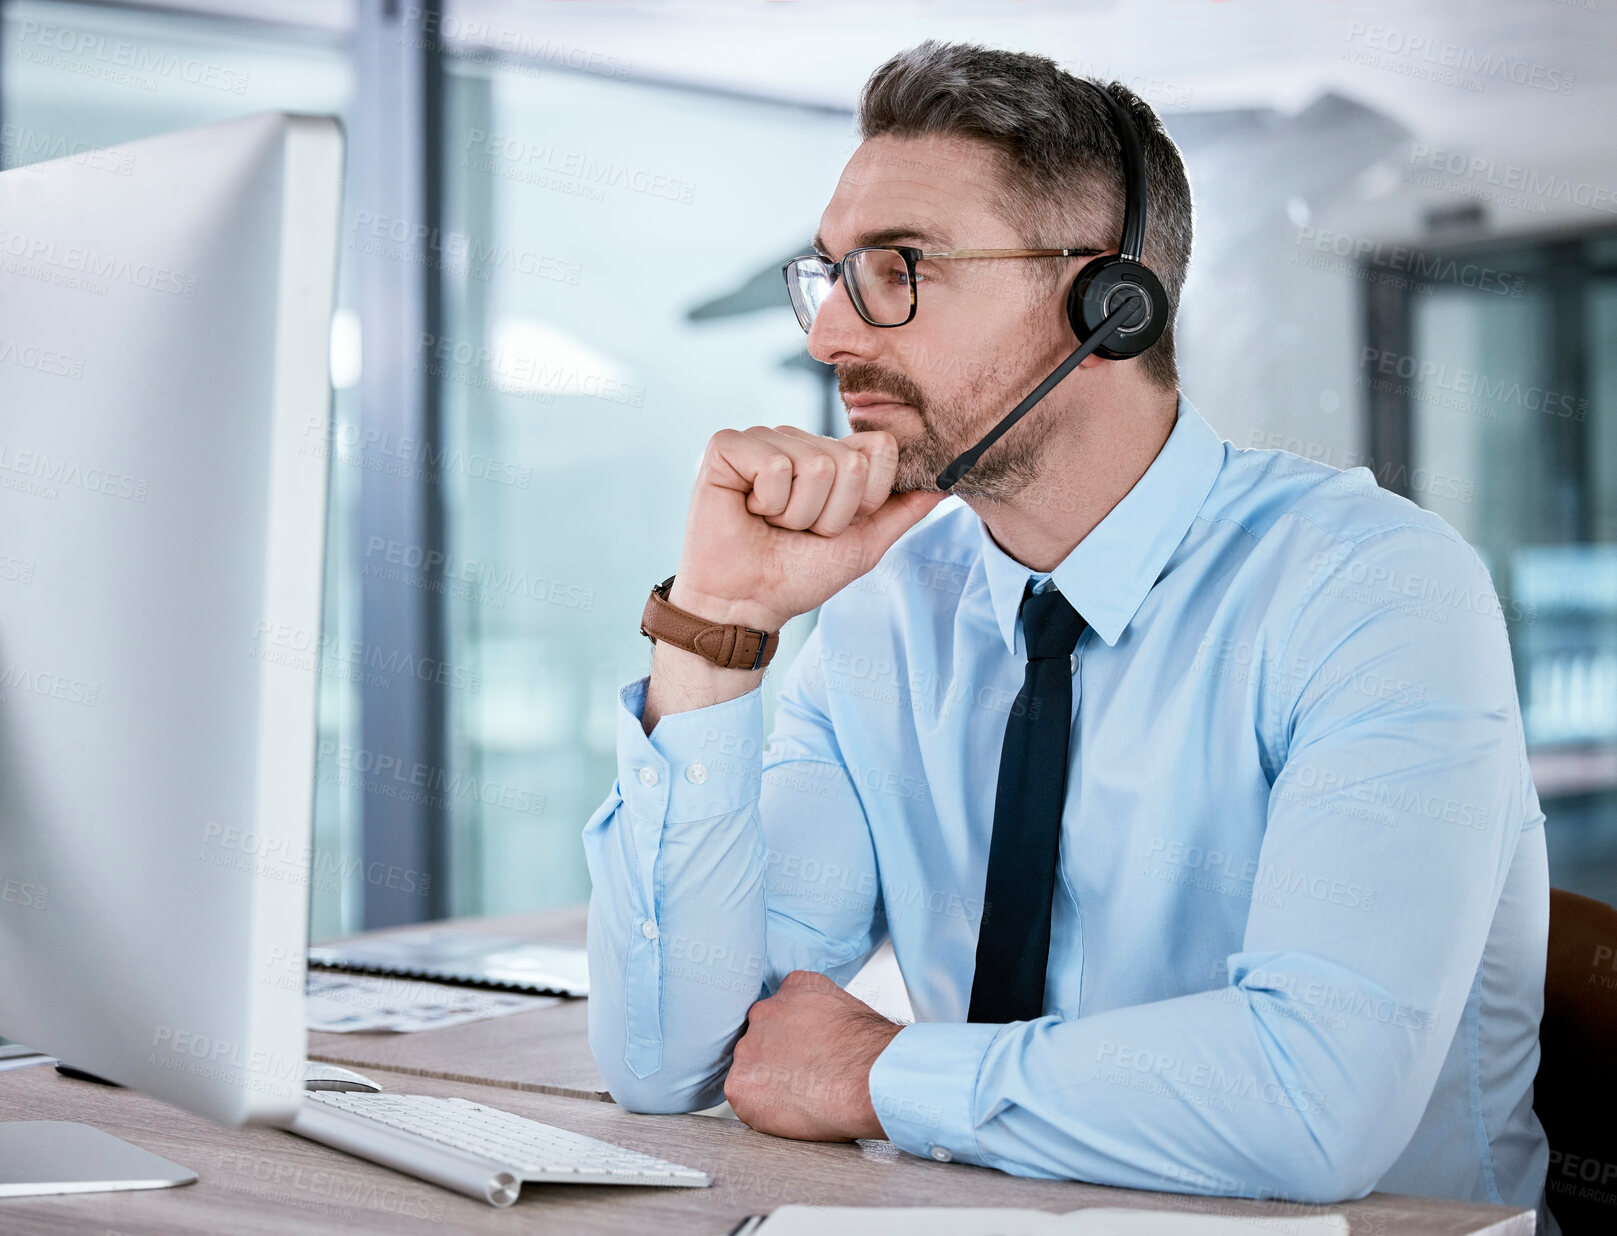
781, 245, 1107, 332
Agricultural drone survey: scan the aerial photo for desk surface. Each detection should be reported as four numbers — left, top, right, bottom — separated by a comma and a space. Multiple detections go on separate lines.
305, 907, 611, 1100
0, 1058, 1533, 1235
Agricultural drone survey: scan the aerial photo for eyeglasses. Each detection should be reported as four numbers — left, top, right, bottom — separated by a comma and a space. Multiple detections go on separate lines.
781, 245, 1105, 332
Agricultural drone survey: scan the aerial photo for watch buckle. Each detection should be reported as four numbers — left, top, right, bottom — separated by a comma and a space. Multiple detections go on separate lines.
744, 628, 770, 671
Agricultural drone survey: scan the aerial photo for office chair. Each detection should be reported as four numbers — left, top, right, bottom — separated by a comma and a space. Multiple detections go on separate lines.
1534, 887, 1617, 1234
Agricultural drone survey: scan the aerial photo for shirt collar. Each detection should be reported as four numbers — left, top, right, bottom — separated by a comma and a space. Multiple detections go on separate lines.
978, 394, 1225, 653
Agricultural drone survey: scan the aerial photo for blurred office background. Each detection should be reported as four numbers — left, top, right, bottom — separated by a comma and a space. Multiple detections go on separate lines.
4, 0, 1616, 933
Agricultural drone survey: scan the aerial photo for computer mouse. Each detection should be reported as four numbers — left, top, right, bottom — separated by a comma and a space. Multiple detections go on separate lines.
303, 1062, 382, 1092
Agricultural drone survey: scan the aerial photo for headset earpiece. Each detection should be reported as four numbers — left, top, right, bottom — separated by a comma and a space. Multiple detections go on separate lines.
1065, 254, 1167, 361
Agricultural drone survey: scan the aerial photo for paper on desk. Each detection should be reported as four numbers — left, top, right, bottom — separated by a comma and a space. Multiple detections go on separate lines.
0, 1053, 55, 1072
753, 1207, 1351, 1236
305, 971, 560, 1033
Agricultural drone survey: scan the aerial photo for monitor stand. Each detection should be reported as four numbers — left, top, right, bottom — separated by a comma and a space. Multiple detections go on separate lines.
0, 1122, 196, 1196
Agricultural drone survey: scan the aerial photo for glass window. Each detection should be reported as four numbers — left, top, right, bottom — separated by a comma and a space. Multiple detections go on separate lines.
1, 0, 362, 938
436, 60, 856, 915
1401, 236, 1617, 906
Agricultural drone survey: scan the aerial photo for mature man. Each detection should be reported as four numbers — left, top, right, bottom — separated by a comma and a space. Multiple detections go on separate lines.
584, 40, 1552, 1222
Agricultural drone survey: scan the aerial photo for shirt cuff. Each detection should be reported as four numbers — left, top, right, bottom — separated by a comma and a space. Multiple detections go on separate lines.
616, 676, 763, 825
867, 1020, 1002, 1167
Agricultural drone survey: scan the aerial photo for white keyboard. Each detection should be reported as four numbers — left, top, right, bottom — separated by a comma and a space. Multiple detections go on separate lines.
290, 1090, 711, 1206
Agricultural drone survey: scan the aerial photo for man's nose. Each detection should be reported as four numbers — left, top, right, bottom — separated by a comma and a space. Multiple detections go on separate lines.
806, 274, 878, 365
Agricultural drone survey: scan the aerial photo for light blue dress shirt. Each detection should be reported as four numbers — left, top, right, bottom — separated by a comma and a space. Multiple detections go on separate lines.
584, 396, 1551, 1217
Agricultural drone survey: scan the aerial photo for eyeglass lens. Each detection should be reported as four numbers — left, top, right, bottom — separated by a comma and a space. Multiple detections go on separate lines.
788, 249, 913, 330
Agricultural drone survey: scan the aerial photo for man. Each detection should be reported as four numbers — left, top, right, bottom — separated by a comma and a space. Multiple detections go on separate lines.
583, 40, 1552, 1222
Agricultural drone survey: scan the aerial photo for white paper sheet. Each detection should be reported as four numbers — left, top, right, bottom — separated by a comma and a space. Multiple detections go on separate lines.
754, 1207, 1352, 1236
305, 971, 560, 1033
0, 1053, 55, 1072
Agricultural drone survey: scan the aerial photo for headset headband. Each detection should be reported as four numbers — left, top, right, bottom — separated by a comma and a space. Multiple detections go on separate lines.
1077, 81, 1147, 263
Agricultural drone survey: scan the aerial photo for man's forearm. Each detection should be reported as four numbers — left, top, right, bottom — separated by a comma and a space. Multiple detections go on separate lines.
584, 677, 771, 1112
640, 579, 776, 734
642, 639, 765, 734
866, 961, 1454, 1203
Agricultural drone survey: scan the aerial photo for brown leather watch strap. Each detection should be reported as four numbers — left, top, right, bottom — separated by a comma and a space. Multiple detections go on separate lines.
639, 575, 779, 671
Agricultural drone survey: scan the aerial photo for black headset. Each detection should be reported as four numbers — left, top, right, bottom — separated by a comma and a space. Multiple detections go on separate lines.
936, 80, 1167, 491
1063, 81, 1167, 360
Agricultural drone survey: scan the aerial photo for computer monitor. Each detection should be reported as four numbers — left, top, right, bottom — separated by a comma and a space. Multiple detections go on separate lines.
0, 111, 343, 1184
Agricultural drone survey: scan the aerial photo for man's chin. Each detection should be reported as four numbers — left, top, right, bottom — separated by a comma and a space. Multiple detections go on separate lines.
888, 450, 948, 495
845, 417, 952, 493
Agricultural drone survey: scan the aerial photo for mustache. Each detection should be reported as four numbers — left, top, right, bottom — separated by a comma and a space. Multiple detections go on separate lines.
836, 362, 928, 412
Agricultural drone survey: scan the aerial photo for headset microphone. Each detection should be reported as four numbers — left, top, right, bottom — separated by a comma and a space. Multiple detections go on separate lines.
934, 300, 1139, 491
935, 81, 1168, 493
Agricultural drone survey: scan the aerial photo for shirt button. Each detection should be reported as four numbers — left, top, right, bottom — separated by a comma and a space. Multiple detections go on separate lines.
640, 918, 659, 941
1070, 652, 1079, 675
685, 762, 708, 784
637, 766, 659, 787
928, 1144, 953, 1162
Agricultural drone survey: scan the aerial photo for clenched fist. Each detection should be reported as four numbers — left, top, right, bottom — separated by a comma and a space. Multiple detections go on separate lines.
669, 424, 945, 634
641, 424, 943, 731
724, 969, 902, 1142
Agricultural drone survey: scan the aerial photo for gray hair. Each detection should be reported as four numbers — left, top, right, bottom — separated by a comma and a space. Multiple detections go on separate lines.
858, 41, 1194, 391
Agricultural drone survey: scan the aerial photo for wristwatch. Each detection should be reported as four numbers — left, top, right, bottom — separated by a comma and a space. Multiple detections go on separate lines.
640, 575, 779, 671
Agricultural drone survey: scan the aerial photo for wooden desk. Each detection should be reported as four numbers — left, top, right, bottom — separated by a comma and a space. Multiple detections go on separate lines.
0, 1059, 1534, 1235
305, 908, 611, 1101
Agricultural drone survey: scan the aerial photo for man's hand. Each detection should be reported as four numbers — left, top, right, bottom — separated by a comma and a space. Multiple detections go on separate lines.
672, 425, 945, 634
643, 426, 945, 732
724, 969, 904, 1142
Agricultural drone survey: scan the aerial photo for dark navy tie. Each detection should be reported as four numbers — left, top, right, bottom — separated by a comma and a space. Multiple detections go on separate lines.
968, 582, 1086, 1024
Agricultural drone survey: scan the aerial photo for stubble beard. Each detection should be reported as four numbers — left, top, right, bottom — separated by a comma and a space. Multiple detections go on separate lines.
842, 359, 1061, 502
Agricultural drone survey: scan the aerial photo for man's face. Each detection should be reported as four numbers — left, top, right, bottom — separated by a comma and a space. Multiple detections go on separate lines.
808, 133, 1083, 499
